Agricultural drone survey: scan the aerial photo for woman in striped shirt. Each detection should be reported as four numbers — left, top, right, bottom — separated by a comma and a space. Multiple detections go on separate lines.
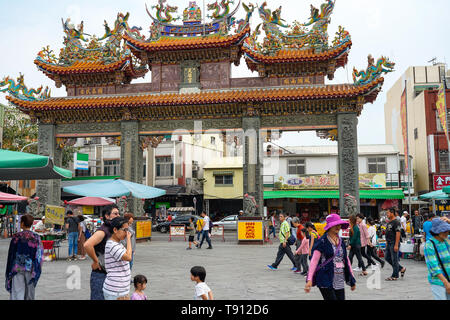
103, 217, 133, 300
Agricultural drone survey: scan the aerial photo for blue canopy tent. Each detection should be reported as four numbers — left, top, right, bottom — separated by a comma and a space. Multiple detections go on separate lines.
63, 178, 166, 199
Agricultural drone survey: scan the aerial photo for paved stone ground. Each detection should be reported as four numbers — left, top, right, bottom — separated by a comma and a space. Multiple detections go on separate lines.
0, 232, 433, 300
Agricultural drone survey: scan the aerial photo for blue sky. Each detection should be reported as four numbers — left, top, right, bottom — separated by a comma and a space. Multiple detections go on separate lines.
0, 0, 449, 148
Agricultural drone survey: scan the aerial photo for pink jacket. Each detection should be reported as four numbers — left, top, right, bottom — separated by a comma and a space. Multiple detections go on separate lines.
296, 237, 309, 255
358, 222, 370, 247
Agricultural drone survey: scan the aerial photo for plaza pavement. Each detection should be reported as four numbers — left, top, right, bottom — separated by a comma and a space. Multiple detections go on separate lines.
0, 232, 433, 300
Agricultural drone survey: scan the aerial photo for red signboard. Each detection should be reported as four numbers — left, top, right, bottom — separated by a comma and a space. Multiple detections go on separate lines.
433, 175, 450, 190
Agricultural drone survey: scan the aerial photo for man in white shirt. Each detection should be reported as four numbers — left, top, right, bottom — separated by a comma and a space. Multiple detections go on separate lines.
197, 211, 212, 249
400, 211, 408, 239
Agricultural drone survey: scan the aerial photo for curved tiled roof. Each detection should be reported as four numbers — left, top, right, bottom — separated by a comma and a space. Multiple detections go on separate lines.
6, 77, 384, 111
34, 55, 146, 77
124, 25, 250, 52
243, 39, 352, 65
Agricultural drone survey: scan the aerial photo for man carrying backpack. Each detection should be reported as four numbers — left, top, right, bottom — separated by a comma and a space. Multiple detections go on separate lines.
197, 211, 213, 250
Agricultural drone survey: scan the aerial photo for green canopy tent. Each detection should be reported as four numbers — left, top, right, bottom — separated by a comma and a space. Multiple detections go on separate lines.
0, 149, 72, 180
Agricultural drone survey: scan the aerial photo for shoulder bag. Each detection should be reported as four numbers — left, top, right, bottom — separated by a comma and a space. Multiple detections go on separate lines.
310, 237, 342, 287
430, 240, 450, 282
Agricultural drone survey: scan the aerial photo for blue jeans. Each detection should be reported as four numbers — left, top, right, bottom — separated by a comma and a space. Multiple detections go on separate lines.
385, 242, 404, 278
68, 232, 78, 257
199, 230, 212, 248
90, 271, 106, 300
431, 284, 450, 300
269, 226, 276, 238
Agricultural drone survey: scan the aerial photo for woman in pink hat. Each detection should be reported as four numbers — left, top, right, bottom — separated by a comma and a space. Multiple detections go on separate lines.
305, 214, 356, 300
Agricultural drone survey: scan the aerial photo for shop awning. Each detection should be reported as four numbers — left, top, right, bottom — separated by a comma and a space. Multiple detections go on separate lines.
264, 189, 405, 200
0, 149, 72, 180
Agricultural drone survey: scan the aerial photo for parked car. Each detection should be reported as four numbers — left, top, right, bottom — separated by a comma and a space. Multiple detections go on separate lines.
156, 214, 202, 233
213, 215, 238, 230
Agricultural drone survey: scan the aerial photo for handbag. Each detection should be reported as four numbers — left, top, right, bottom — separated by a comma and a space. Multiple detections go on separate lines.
310, 238, 342, 287
281, 230, 296, 246
430, 240, 450, 282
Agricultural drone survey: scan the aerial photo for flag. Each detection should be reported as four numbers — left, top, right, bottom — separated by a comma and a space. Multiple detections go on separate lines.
400, 89, 409, 174
74, 152, 89, 170
436, 81, 449, 142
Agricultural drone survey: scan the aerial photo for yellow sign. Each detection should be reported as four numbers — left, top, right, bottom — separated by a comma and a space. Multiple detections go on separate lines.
238, 221, 263, 241
45, 205, 65, 225
276, 173, 386, 189
136, 220, 152, 239
82, 206, 94, 215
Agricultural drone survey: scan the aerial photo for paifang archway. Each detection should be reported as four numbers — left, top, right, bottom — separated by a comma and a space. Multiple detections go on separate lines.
2, 0, 394, 217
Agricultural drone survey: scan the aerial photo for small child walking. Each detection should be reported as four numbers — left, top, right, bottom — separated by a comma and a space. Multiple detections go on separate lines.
190, 266, 214, 300
187, 217, 198, 250
130, 275, 148, 300
295, 228, 310, 276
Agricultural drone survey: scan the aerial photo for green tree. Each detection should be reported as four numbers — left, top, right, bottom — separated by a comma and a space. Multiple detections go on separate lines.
1, 105, 78, 168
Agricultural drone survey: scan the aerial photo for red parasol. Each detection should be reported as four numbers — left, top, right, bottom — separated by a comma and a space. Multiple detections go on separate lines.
67, 197, 115, 207
0, 192, 28, 202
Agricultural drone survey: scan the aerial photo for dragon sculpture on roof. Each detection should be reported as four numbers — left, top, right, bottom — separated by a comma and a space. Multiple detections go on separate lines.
207, 0, 235, 20
152, 0, 181, 23
245, 0, 349, 55
36, 13, 146, 71
0, 74, 50, 101
353, 55, 395, 86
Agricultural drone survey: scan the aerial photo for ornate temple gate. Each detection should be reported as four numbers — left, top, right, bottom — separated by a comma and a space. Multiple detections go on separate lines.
2, 0, 393, 217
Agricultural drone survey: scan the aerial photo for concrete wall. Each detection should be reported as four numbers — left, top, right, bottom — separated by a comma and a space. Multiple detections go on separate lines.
204, 168, 243, 200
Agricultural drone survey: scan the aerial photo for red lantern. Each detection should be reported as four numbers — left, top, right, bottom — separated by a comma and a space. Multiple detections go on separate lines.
122, 196, 127, 200
34, 197, 39, 201
64, 200, 68, 205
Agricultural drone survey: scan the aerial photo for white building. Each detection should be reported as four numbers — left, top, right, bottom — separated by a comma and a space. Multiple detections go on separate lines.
263, 144, 412, 221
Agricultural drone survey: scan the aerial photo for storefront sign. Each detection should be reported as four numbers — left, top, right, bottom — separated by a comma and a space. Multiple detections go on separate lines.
45, 205, 65, 225
82, 206, 94, 215
238, 221, 263, 241
169, 224, 186, 241
275, 174, 386, 190
136, 220, 152, 239
433, 175, 450, 190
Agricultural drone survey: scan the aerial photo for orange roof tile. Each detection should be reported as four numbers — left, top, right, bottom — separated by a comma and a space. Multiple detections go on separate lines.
7, 77, 384, 111
34, 55, 144, 76
124, 25, 250, 52
243, 40, 352, 64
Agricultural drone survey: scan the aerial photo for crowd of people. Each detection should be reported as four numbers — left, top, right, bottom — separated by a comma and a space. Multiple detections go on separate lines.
3, 205, 449, 300
266, 209, 450, 300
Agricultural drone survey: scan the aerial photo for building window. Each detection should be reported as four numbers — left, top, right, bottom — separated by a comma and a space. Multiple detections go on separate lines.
156, 156, 173, 177
438, 150, 450, 173
103, 160, 120, 176
414, 128, 418, 140
143, 163, 146, 178
211, 137, 216, 145
288, 159, 306, 175
368, 157, 387, 173
75, 168, 91, 177
215, 175, 233, 185
23, 180, 31, 189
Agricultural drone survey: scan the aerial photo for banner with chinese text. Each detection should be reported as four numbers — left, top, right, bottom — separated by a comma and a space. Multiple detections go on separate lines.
436, 82, 449, 142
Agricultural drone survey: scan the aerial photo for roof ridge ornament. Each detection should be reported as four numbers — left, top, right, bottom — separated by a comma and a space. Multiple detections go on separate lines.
245, 0, 341, 55
0, 74, 50, 101
353, 55, 395, 86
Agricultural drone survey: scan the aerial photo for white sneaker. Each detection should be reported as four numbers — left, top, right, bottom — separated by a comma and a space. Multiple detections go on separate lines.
353, 267, 362, 272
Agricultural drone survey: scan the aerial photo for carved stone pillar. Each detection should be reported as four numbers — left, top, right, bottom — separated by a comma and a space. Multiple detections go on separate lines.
36, 123, 61, 207
337, 113, 360, 217
242, 117, 264, 216
120, 121, 144, 215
